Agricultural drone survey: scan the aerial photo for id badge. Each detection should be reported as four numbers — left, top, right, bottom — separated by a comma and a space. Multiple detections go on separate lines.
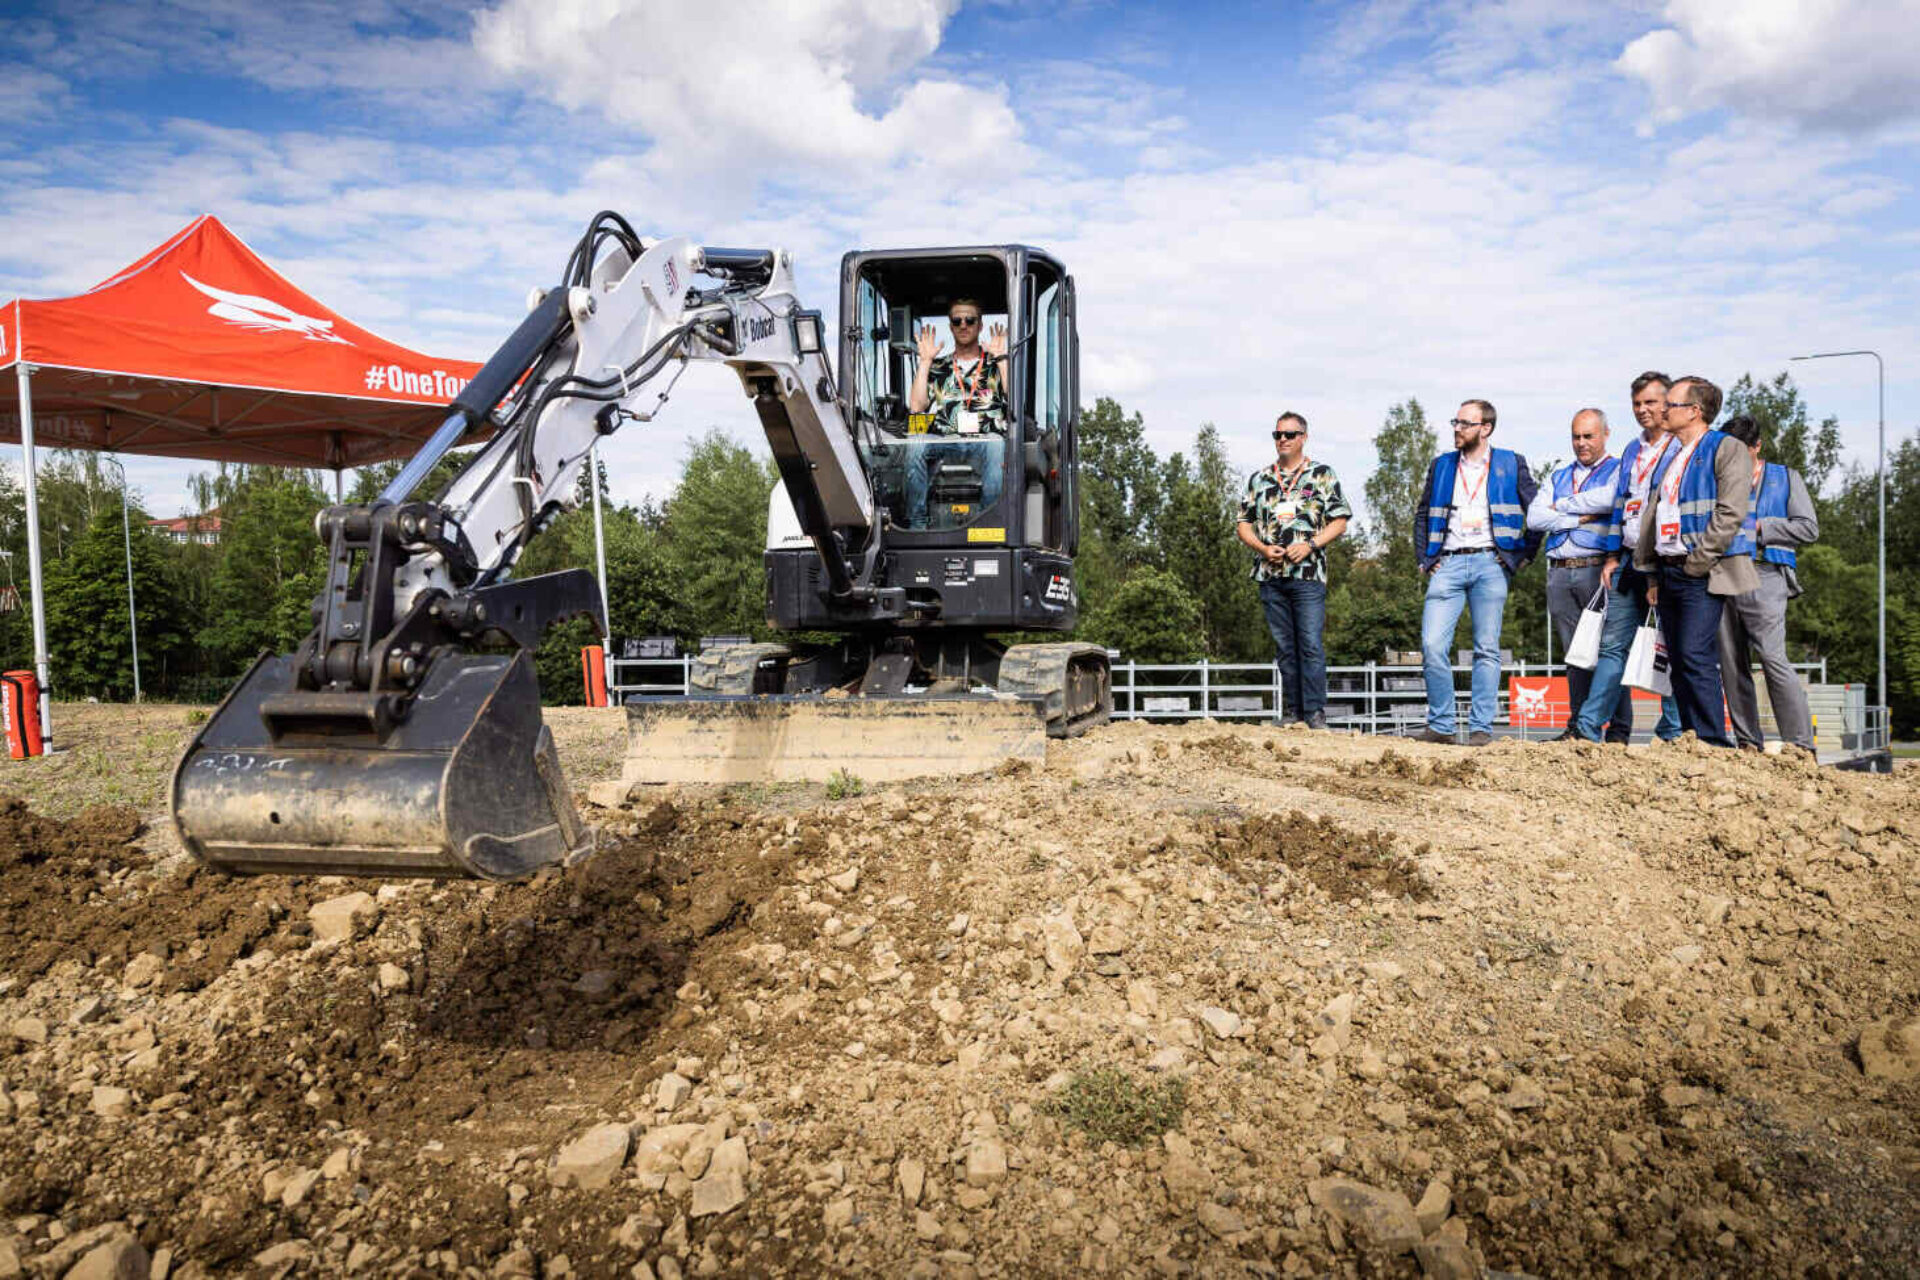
957, 410, 981, 435
1624, 499, 1643, 518
1660, 521, 1680, 540
1459, 516, 1485, 534
1275, 502, 1298, 522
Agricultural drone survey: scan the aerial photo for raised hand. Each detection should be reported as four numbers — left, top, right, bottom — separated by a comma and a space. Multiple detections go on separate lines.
916, 323, 942, 364
984, 322, 1008, 360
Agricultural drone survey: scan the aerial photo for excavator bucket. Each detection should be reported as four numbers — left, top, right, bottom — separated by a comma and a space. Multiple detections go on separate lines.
619, 696, 1050, 785
172, 650, 592, 881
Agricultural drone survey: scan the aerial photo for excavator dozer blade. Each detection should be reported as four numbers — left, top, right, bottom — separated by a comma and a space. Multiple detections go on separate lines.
172, 651, 593, 881
619, 695, 1048, 786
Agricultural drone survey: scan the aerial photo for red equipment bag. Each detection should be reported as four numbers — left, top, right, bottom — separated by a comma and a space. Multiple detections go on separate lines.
3, 669, 44, 759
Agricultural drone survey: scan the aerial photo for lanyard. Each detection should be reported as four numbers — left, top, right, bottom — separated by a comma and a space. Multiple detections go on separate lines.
1272, 460, 1310, 500
1567, 462, 1599, 494
1632, 437, 1669, 492
1661, 435, 1703, 505
1457, 456, 1489, 507
954, 357, 994, 406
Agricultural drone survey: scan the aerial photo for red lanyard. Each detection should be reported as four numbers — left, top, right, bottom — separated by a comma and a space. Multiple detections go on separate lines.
1661, 436, 1702, 505
1458, 458, 1489, 506
1568, 462, 1600, 494
1632, 437, 1669, 491
1272, 461, 1309, 500
955, 357, 993, 406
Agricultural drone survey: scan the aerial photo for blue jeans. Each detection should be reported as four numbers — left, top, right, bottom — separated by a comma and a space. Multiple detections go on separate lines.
904, 438, 1005, 529
1422, 552, 1508, 735
1572, 565, 1680, 742
1656, 564, 1732, 748
1259, 577, 1327, 720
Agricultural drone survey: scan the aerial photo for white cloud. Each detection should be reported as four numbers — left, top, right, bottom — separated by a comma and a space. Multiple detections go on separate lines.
1619, 0, 1920, 132
472, 0, 1024, 179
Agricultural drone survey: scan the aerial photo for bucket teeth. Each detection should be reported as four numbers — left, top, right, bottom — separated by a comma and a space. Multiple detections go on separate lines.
172, 651, 592, 881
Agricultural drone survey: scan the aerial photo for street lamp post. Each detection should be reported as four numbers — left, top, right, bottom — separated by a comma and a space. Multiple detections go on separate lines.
1791, 350, 1885, 713
99, 455, 142, 703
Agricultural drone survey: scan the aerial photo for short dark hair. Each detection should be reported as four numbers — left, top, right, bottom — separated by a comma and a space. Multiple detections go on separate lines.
1721, 414, 1761, 447
1276, 411, 1308, 431
1674, 376, 1722, 424
1631, 370, 1670, 397
948, 297, 982, 316
1461, 399, 1496, 428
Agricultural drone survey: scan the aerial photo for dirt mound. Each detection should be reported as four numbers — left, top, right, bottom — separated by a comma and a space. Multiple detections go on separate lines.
1211, 810, 1435, 901
3, 717, 1920, 1278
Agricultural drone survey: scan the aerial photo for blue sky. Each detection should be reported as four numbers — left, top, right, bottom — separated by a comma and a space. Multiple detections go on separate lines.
3, 0, 1917, 523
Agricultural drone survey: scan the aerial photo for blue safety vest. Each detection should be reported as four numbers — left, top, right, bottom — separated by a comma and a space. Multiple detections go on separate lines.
1742, 462, 1797, 568
1424, 449, 1527, 560
1646, 430, 1754, 558
1603, 435, 1670, 554
1546, 456, 1620, 555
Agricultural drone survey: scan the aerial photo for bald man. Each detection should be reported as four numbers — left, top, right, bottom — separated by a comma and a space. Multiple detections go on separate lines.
1527, 408, 1622, 738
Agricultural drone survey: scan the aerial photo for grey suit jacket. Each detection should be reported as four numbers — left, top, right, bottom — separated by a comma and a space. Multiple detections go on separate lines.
1633, 434, 1761, 597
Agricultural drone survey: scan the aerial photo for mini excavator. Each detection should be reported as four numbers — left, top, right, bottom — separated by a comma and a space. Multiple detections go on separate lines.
171, 213, 1110, 881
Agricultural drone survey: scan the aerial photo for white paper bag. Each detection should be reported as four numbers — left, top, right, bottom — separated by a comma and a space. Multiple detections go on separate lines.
1623, 608, 1672, 696
1564, 585, 1607, 670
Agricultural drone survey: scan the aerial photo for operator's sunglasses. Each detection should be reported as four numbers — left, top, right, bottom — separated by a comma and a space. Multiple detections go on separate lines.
949, 316, 981, 327
1272, 430, 1305, 440
1449, 418, 1488, 428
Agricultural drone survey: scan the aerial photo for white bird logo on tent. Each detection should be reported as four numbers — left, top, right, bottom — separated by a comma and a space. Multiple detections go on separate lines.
180, 272, 352, 345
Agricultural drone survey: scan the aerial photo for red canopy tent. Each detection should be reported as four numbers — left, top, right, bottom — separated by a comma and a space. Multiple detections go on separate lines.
1, 214, 486, 748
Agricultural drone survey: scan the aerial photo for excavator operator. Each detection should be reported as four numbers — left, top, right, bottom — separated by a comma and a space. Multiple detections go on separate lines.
904, 298, 1009, 528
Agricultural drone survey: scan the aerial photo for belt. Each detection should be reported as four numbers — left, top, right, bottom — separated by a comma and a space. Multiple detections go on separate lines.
1657, 554, 1689, 568
1549, 555, 1606, 569
1438, 546, 1494, 557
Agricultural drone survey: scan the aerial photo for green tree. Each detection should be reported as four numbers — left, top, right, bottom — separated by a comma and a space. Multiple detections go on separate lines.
1724, 372, 1842, 494
1079, 567, 1204, 662
197, 471, 329, 672
660, 431, 779, 641
1159, 425, 1265, 660
1362, 399, 1437, 575
1338, 399, 1438, 659
513, 497, 690, 704
43, 506, 192, 700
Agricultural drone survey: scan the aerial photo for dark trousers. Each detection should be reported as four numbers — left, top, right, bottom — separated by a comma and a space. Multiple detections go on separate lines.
1546, 561, 1616, 737
1655, 565, 1731, 747
1260, 576, 1327, 720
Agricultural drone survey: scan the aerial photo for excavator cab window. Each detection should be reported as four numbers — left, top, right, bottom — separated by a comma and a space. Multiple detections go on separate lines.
849, 257, 1012, 535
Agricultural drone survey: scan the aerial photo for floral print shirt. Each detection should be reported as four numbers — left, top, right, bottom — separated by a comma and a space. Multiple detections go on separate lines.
1238, 460, 1352, 582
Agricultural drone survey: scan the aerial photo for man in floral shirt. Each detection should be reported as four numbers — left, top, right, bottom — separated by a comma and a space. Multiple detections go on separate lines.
903, 298, 1009, 527
1235, 412, 1352, 728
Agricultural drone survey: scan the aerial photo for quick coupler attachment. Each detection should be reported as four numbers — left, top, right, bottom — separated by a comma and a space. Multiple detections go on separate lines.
172, 650, 592, 881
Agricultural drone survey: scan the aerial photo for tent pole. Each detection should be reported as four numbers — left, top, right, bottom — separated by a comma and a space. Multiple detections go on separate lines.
334, 468, 343, 502
589, 439, 611, 655
13, 363, 53, 753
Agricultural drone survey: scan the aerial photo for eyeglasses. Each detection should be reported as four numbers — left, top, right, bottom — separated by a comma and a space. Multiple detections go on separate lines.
1272, 430, 1305, 440
1449, 418, 1487, 429
949, 316, 981, 328
1664, 400, 1695, 413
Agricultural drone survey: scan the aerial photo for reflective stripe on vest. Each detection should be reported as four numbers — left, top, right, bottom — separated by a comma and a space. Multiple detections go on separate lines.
1425, 448, 1528, 558
1743, 461, 1796, 568
1546, 456, 1619, 554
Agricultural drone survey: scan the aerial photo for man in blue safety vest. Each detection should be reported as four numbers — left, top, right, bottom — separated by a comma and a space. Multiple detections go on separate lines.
1631, 376, 1758, 747
1527, 408, 1622, 740
1571, 371, 1683, 744
1414, 399, 1541, 746
1716, 414, 1819, 753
